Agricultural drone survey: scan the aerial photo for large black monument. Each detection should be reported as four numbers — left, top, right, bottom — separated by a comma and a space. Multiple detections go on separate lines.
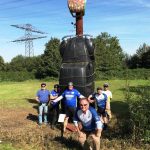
59, 0, 95, 97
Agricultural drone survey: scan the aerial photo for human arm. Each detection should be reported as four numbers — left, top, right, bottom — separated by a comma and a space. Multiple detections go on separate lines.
35, 91, 40, 103
35, 96, 40, 103
88, 94, 95, 103
75, 89, 85, 99
106, 99, 110, 110
50, 95, 58, 100
105, 96, 112, 119
73, 109, 84, 136
52, 95, 63, 103
79, 95, 85, 99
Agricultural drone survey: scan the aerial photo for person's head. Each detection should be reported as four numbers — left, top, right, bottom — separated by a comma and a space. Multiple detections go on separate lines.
97, 87, 103, 94
68, 82, 74, 90
79, 98, 89, 113
41, 83, 46, 90
54, 84, 59, 92
103, 83, 109, 91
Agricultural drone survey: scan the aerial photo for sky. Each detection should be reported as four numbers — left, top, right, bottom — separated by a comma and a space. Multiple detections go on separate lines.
0, 0, 150, 62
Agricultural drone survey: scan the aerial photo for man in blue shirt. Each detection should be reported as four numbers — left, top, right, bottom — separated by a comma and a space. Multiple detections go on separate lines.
73, 98, 103, 150
49, 84, 60, 129
88, 87, 108, 130
36, 83, 50, 125
52, 82, 84, 132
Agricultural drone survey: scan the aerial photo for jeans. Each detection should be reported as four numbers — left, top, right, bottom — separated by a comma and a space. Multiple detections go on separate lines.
38, 103, 48, 124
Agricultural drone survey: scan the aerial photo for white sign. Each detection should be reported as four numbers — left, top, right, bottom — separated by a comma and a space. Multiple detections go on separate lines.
58, 114, 66, 122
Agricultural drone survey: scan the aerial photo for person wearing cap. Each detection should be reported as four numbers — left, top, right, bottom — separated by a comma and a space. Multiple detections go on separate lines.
49, 84, 60, 129
103, 83, 112, 120
73, 98, 103, 150
52, 82, 84, 132
35, 83, 50, 125
88, 87, 108, 130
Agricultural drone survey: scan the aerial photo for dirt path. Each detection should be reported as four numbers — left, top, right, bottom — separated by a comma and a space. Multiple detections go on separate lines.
0, 108, 148, 150
0, 108, 66, 150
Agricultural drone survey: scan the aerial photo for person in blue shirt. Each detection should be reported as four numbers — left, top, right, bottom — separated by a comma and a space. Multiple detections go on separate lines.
88, 87, 108, 130
73, 98, 103, 150
49, 84, 60, 129
35, 83, 50, 125
52, 82, 84, 132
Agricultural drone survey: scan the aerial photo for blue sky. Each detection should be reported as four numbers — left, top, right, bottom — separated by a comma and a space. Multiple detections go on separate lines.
0, 0, 150, 62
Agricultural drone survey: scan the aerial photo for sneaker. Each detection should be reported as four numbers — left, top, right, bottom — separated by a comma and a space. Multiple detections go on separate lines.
38, 123, 42, 126
44, 122, 48, 125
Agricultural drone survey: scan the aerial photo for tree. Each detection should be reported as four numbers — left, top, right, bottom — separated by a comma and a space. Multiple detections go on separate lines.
94, 32, 124, 72
9, 55, 26, 71
141, 48, 150, 68
128, 43, 150, 69
8, 55, 41, 73
0, 56, 5, 71
128, 54, 140, 69
36, 38, 61, 78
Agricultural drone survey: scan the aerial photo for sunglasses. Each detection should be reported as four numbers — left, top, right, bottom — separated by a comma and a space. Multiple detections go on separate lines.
41, 85, 46, 87
80, 104, 88, 107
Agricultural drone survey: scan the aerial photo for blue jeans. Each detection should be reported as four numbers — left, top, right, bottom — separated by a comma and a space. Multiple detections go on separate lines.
38, 103, 48, 124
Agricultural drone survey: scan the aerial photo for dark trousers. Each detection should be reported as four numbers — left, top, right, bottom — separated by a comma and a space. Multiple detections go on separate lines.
49, 105, 59, 125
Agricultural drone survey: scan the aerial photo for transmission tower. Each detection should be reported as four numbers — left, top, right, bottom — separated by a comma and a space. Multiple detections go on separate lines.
11, 24, 47, 57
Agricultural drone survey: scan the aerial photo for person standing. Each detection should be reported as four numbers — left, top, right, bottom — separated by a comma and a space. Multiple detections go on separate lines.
52, 82, 84, 132
73, 98, 103, 150
88, 87, 108, 130
49, 84, 60, 129
103, 83, 112, 120
35, 83, 50, 125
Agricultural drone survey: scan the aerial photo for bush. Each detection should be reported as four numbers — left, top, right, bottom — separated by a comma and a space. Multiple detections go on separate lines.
0, 71, 35, 82
95, 69, 150, 80
126, 86, 150, 144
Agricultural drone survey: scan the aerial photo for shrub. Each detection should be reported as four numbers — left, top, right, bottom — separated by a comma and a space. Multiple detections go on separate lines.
126, 86, 150, 144
0, 71, 35, 82
95, 69, 150, 80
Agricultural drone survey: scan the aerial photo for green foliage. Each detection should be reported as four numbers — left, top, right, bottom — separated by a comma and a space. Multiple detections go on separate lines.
1, 34, 150, 81
127, 43, 150, 69
95, 69, 150, 80
0, 143, 17, 150
0, 71, 35, 82
8, 55, 39, 73
94, 32, 124, 72
0, 55, 5, 71
35, 38, 61, 79
126, 86, 150, 144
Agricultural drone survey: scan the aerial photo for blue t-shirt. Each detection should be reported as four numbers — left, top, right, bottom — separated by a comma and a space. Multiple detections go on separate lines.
50, 90, 59, 107
74, 106, 103, 131
62, 88, 81, 107
92, 93, 107, 109
36, 89, 50, 103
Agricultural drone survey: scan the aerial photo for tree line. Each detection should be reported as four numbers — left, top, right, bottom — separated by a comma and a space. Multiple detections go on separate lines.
0, 32, 149, 81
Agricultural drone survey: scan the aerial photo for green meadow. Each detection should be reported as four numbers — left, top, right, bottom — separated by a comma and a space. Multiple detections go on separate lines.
0, 79, 149, 108
0, 79, 149, 150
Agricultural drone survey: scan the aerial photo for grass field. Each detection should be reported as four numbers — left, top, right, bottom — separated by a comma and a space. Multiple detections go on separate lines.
0, 79, 149, 150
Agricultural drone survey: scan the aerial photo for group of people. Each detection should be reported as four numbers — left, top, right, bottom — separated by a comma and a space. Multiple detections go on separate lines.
35, 82, 112, 150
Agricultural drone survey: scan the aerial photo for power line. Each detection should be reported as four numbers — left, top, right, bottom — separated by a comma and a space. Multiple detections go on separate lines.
11, 24, 47, 57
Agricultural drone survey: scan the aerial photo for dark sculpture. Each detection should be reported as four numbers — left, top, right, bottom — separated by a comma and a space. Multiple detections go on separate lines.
59, 35, 95, 97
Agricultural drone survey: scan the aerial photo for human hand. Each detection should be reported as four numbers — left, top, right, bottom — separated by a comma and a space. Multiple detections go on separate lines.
51, 101, 57, 106
78, 131, 84, 138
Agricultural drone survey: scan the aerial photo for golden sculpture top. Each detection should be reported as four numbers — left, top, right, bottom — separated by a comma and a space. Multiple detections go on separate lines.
68, 0, 87, 17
